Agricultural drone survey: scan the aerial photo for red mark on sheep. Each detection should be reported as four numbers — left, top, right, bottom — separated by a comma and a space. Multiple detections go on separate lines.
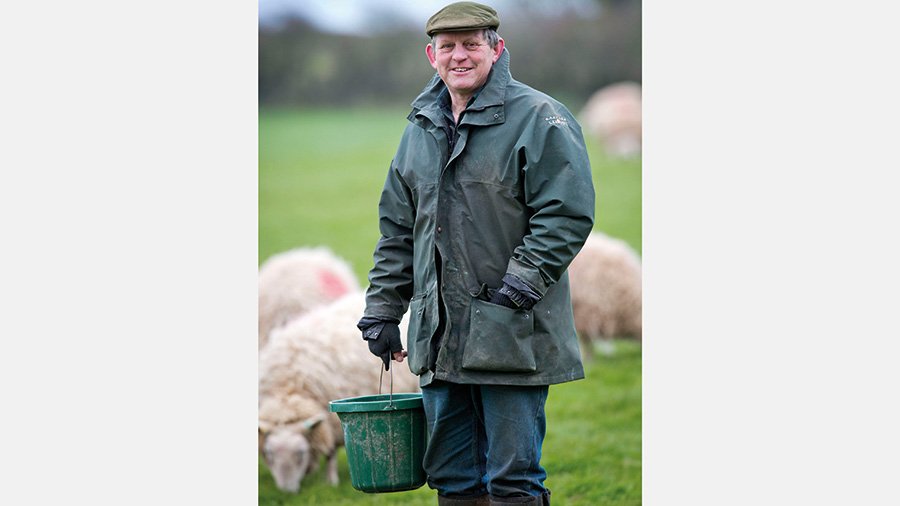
318, 270, 350, 298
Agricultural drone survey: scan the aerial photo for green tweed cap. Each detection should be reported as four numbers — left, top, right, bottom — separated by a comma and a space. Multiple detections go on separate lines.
425, 1, 500, 37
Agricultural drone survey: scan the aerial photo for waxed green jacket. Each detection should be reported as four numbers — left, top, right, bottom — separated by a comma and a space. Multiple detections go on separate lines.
363, 49, 595, 386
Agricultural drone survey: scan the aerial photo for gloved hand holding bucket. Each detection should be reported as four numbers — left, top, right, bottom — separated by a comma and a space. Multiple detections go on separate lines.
328, 320, 426, 493
359, 319, 409, 370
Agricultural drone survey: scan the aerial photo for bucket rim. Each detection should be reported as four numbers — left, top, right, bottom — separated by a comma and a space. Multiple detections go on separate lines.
329, 393, 423, 413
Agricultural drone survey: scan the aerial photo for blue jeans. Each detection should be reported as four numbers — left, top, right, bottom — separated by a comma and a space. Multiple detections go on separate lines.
421, 380, 550, 499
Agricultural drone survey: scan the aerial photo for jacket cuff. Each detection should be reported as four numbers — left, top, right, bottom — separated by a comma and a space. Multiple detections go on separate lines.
505, 258, 550, 297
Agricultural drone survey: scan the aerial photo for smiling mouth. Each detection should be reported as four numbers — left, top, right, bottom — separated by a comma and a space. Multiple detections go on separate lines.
451, 67, 472, 73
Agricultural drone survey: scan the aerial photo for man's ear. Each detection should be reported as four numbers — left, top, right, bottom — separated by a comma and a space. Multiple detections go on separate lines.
492, 37, 505, 63
426, 43, 438, 69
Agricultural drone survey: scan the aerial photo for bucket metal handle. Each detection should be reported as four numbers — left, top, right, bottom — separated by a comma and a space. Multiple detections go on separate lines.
378, 364, 395, 410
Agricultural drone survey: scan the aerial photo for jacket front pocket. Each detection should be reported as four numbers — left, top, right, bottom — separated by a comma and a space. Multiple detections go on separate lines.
406, 294, 432, 375
462, 297, 536, 373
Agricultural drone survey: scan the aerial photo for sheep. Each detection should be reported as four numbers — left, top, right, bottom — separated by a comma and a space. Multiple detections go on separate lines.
579, 81, 642, 158
258, 290, 420, 493
567, 231, 642, 358
258, 246, 360, 349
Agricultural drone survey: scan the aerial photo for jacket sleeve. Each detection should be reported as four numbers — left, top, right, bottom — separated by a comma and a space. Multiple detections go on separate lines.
506, 113, 596, 296
363, 161, 416, 321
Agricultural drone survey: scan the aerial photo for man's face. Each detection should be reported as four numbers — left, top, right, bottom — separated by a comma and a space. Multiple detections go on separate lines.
426, 30, 504, 99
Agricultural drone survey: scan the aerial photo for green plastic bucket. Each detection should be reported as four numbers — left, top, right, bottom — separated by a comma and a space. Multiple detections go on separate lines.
329, 393, 427, 493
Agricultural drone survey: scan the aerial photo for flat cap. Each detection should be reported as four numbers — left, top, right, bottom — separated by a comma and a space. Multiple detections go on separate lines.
425, 1, 500, 37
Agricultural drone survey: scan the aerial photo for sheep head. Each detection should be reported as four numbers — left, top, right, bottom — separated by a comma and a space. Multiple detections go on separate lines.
259, 413, 328, 493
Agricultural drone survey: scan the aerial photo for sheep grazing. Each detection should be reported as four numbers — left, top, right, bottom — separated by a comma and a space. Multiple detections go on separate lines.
258, 246, 360, 349
579, 81, 642, 158
258, 290, 420, 493
258, 396, 335, 493
567, 231, 642, 358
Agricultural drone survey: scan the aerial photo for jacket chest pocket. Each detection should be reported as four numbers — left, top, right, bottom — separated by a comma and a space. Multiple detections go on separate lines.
454, 159, 518, 189
462, 297, 536, 373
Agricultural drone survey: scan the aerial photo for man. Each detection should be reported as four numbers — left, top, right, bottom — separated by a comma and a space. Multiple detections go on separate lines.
358, 2, 595, 505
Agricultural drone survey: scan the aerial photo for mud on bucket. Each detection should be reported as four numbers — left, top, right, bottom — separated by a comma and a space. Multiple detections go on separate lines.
329, 392, 427, 493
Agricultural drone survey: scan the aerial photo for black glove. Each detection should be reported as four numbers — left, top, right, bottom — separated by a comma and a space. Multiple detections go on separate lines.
489, 282, 537, 310
361, 321, 403, 370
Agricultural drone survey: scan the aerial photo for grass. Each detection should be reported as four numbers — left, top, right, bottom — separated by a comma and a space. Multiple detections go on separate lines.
258, 342, 641, 506
259, 107, 407, 281
259, 106, 641, 278
259, 106, 642, 504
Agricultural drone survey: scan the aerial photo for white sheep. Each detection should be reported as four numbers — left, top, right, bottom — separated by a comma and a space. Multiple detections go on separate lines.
258, 290, 420, 493
258, 246, 360, 349
567, 231, 642, 358
579, 81, 642, 158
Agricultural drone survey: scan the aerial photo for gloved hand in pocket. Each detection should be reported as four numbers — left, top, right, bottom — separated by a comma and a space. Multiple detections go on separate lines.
489, 281, 538, 310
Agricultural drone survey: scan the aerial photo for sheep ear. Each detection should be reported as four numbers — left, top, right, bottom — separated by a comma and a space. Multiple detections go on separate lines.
259, 421, 272, 434
300, 412, 328, 432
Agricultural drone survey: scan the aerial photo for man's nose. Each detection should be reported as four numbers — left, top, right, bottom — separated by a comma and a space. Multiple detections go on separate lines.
451, 46, 468, 61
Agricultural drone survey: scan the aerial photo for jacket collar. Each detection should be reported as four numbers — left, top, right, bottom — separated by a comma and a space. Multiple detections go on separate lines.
409, 48, 511, 128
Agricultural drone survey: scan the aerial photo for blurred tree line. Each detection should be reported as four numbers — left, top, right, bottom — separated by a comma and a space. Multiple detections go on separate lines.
259, 0, 640, 110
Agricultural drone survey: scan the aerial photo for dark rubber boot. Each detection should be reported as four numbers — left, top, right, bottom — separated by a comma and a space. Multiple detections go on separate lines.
488, 495, 541, 505
437, 494, 490, 506
488, 490, 550, 505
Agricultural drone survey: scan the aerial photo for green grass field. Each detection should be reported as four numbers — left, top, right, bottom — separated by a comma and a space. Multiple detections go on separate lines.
259, 107, 642, 505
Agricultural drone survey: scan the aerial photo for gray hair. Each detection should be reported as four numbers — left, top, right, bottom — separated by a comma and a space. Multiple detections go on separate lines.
431, 28, 500, 50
